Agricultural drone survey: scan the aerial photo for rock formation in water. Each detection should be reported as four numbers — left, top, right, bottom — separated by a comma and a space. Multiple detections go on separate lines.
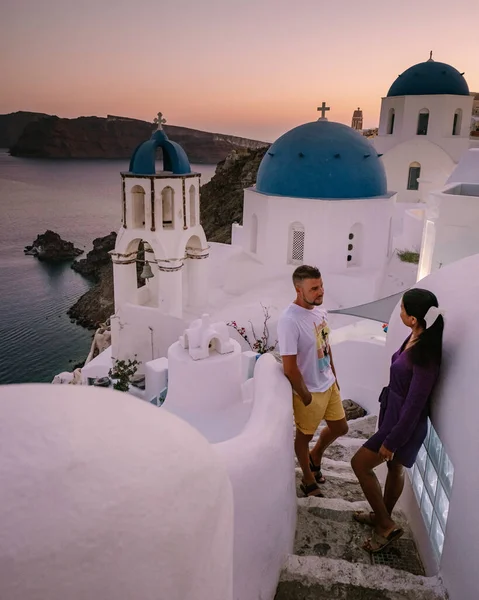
8, 114, 267, 162
24, 230, 83, 262
200, 146, 269, 243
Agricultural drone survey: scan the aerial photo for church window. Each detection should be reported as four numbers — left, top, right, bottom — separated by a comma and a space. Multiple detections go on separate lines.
131, 185, 146, 229
189, 185, 196, 227
407, 162, 421, 190
452, 109, 462, 136
288, 222, 305, 265
417, 109, 429, 135
347, 223, 363, 267
387, 108, 395, 134
408, 419, 453, 560
250, 214, 258, 253
162, 186, 174, 229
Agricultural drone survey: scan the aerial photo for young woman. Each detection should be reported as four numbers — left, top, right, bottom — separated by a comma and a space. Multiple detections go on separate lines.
351, 288, 444, 553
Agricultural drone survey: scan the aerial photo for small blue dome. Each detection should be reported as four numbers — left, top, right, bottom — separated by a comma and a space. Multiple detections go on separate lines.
129, 129, 191, 175
256, 120, 387, 199
387, 60, 469, 97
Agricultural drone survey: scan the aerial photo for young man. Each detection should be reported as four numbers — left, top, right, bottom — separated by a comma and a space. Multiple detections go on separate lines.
278, 265, 349, 497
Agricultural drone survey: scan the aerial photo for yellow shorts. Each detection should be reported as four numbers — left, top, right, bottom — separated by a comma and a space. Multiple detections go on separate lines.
293, 382, 345, 435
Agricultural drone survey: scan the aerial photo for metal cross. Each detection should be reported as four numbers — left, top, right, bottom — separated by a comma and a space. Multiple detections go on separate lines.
317, 102, 330, 120
153, 112, 167, 129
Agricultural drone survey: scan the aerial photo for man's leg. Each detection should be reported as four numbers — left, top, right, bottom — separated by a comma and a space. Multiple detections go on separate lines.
351, 447, 398, 536
294, 428, 315, 486
310, 417, 349, 468
310, 384, 349, 469
383, 459, 405, 516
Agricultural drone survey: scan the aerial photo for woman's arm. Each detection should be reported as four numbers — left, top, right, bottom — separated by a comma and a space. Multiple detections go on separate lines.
383, 362, 439, 453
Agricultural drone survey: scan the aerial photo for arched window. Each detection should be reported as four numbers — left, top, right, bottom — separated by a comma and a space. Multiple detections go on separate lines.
131, 185, 146, 229
288, 222, 305, 265
417, 109, 429, 135
387, 108, 395, 135
161, 186, 174, 229
347, 223, 363, 267
452, 109, 462, 136
250, 214, 258, 253
189, 185, 196, 227
407, 162, 421, 191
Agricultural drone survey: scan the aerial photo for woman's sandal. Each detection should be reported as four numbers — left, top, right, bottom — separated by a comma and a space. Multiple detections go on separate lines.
309, 453, 326, 484
300, 481, 324, 498
353, 511, 375, 526
362, 527, 404, 554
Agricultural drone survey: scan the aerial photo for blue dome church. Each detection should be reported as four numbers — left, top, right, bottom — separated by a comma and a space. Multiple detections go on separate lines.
373, 53, 474, 255
231, 105, 396, 306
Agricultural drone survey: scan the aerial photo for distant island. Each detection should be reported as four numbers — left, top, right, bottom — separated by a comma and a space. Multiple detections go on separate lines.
0, 111, 267, 163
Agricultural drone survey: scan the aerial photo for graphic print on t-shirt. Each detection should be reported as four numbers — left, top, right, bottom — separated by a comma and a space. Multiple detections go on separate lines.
314, 319, 331, 372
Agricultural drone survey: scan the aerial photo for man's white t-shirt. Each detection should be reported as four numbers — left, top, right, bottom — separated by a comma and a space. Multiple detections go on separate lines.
277, 303, 336, 393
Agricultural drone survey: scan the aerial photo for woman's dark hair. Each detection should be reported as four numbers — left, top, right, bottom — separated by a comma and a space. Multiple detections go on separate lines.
402, 288, 443, 367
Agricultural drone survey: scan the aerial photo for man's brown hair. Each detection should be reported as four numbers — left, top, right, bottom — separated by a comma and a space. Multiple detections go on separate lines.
292, 265, 321, 286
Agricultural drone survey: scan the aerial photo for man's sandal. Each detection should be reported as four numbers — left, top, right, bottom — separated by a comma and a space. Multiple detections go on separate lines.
353, 511, 375, 526
300, 481, 324, 498
309, 453, 326, 484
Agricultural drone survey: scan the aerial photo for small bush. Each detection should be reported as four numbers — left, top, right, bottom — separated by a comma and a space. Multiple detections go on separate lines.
109, 358, 140, 392
397, 249, 420, 264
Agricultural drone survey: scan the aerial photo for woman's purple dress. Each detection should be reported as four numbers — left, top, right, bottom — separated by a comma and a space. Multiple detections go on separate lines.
363, 337, 440, 468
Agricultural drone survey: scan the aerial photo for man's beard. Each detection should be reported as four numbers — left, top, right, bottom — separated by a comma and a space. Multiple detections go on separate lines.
304, 296, 323, 306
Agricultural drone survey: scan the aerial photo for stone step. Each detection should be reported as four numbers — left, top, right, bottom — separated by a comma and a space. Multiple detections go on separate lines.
275, 555, 448, 600
295, 467, 365, 502
294, 497, 419, 574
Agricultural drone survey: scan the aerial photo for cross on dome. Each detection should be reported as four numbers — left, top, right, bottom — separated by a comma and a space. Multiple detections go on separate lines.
317, 102, 330, 120
153, 112, 167, 130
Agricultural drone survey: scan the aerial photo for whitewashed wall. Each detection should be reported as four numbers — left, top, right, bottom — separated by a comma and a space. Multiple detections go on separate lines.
376, 94, 473, 161
380, 138, 455, 205
239, 188, 395, 306
386, 254, 479, 600
0, 384, 234, 600
214, 354, 297, 600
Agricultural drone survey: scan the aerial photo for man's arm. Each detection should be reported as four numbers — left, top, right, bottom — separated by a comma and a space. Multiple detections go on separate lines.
282, 355, 312, 406
328, 346, 340, 390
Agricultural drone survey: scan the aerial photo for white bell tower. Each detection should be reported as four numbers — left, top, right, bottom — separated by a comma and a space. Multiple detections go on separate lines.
110, 113, 210, 366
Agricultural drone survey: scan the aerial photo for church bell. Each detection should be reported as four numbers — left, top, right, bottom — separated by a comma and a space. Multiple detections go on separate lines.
140, 261, 154, 279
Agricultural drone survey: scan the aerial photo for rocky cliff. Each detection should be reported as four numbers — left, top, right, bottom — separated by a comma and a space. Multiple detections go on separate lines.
8, 114, 267, 162
201, 146, 268, 243
0, 111, 48, 148
68, 233, 117, 328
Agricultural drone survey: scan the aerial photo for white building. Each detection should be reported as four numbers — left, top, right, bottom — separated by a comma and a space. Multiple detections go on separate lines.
418, 148, 479, 279
231, 113, 396, 306
374, 55, 475, 251
110, 116, 210, 367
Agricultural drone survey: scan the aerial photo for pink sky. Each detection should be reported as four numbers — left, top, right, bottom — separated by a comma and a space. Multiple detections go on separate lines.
2, 0, 478, 141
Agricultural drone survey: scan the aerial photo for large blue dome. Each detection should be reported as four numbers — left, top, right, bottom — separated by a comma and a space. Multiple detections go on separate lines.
256, 120, 387, 199
387, 60, 469, 97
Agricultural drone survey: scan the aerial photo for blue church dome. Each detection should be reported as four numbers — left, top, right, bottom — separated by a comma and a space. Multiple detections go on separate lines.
256, 120, 387, 199
129, 129, 191, 176
387, 59, 469, 97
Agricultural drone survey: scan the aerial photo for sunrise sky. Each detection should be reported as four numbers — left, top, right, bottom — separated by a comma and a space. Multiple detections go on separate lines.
2, 0, 479, 141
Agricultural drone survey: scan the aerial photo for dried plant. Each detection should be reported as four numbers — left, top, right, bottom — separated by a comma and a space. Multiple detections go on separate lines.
228, 304, 278, 355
